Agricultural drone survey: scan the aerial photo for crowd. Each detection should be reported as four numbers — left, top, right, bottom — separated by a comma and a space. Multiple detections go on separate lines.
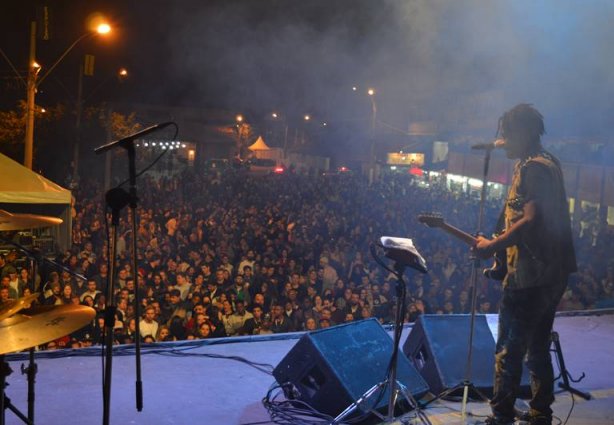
1, 165, 613, 348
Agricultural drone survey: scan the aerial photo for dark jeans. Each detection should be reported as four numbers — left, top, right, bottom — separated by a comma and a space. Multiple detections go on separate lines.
490, 281, 567, 421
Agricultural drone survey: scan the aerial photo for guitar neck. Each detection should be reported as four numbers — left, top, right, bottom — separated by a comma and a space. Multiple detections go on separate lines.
437, 223, 477, 246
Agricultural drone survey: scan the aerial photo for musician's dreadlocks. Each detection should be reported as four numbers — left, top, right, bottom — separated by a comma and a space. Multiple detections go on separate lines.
498, 103, 545, 145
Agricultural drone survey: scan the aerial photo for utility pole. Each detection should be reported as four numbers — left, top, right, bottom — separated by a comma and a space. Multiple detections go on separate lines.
22, 20, 111, 170
72, 64, 84, 186
368, 89, 377, 185
104, 107, 113, 191
24, 21, 38, 169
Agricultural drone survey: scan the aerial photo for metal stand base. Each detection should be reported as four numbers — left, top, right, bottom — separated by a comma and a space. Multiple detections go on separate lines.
2, 395, 32, 425
332, 379, 430, 425
552, 331, 591, 400
1, 358, 33, 425
419, 258, 491, 425
427, 379, 490, 423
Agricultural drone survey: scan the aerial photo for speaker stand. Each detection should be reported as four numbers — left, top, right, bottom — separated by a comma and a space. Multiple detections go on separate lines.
333, 262, 430, 425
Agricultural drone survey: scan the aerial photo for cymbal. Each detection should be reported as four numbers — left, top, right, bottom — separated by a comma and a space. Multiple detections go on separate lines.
0, 209, 63, 231
0, 304, 95, 355
0, 293, 40, 321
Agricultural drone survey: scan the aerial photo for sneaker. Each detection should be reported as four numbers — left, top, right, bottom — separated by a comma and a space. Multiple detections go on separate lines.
483, 415, 516, 425
528, 415, 552, 425
513, 411, 552, 425
514, 409, 531, 421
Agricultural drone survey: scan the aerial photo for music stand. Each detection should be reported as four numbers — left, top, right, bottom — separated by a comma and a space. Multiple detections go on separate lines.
333, 237, 430, 424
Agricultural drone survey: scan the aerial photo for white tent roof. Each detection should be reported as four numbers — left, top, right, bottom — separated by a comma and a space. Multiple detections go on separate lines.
247, 136, 271, 151
0, 153, 71, 204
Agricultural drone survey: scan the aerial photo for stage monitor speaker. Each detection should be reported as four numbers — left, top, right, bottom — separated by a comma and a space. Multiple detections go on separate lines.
273, 318, 429, 418
402, 314, 530, 398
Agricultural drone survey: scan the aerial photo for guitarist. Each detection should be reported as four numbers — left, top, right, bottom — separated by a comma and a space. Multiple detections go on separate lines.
474, 104, 576, 425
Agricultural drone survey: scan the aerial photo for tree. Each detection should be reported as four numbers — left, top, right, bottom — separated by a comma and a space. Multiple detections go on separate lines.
237, 122, 253, 158
0, 100, 64, 162
84, 105, 141, 139
78, 104, 142, 188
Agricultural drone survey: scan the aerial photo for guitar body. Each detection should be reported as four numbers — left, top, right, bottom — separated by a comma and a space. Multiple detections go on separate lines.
483, 249, 507, 281
418, 213, 508, 281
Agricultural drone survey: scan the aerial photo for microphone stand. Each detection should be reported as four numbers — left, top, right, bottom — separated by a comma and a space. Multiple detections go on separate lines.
102, 188, 125, 425
102, 156, 144, 424
459, 141, 494, 415
127, 143, 145, 413
421, 147, 492, 422
96, 134, 151, 424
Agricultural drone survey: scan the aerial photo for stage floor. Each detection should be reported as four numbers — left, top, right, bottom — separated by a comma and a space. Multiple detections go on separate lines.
3, 312, 614, 425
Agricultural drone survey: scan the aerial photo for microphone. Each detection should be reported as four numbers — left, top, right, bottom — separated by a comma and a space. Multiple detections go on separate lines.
94, 121, 175, 154
471, 139, 505, 150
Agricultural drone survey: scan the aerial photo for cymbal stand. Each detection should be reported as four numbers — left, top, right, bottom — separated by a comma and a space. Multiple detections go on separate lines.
0, 239, 45, 425
1, 356, 33, 425
0, 238, 88, 293
20, 349, 37, 423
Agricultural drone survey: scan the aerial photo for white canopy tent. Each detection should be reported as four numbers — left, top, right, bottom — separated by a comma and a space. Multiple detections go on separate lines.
247, 136, 283, 161
247, 136, 271, 151
0, 153, 72, 252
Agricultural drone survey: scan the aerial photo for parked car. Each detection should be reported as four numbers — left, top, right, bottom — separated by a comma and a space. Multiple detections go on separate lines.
322, 166, 353, 176
247, 158, 285, 175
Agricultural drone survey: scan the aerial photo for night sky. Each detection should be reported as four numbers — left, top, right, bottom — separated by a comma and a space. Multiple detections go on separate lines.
2, 0, 614, 141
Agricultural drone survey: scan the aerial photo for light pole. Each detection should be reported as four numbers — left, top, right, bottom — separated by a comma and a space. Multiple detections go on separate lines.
24, 22, 40, 170
351, 86, 378, 183
302, 114, 312, 146
235, 114, 244, 158
271, 112, 290, 157
368, 88, 377, 184
23, 21, 111, 169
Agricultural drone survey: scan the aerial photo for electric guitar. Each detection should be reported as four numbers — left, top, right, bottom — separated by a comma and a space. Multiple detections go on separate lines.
417, 213, 507, 281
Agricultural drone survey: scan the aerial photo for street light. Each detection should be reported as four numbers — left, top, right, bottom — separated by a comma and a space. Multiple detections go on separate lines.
23, 20, 111, 169
367, 88, 377, 183
269, 111, 290, 155
235, 114, 245, 158
350, 86, 378, 182
97, 23, 111, 34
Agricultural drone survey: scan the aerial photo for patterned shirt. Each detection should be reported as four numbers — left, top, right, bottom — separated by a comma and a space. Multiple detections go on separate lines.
504, 151, 576, 290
